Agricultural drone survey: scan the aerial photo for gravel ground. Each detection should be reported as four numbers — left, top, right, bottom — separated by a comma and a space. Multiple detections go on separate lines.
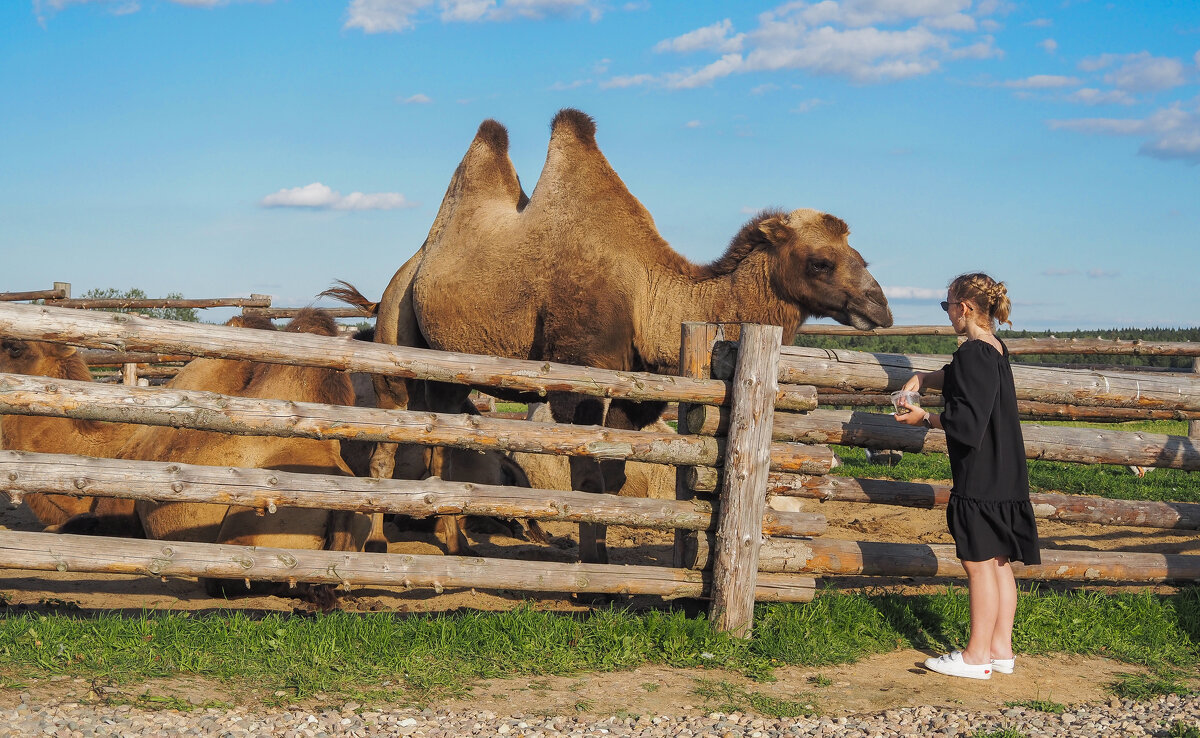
2, 693, 1198, 737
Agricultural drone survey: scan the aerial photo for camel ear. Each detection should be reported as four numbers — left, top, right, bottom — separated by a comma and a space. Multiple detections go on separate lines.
757, 216, 792, 247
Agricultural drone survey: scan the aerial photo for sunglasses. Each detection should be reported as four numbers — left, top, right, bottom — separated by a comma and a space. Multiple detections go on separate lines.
940, 300, 963, 312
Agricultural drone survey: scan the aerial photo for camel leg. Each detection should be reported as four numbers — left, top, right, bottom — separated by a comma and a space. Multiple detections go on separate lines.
554, 395, 609, 565
362, 442, 398, 554
425, 381, 474, 555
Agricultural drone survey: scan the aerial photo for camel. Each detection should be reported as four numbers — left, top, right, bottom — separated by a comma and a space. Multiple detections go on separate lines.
339, 108, 893, 564
111, 311, 369, 596
0, 337, 142, 533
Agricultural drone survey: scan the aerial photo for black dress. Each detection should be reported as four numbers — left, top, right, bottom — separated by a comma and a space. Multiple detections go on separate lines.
940, 339, 1040, 564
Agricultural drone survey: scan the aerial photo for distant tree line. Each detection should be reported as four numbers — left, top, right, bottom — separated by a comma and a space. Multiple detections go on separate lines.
79, 288, 200, 323
796, 327, 1200, 369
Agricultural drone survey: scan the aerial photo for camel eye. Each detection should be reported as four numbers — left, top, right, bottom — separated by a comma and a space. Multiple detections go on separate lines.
808, 258, 834, 276
2, 341, 23, 358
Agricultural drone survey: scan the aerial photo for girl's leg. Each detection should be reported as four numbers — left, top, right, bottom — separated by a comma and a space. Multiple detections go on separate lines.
990, 556, 1017, 660
961, 558, 999, 665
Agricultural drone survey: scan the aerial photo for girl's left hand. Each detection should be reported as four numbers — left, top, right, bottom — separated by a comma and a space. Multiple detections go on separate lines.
893, 400, 929, 426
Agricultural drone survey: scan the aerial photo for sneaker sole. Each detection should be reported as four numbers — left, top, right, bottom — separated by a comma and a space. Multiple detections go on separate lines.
924, 659, 992, 680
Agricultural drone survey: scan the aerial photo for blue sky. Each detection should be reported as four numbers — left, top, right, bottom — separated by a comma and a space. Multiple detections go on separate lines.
2, 1, 1198, 330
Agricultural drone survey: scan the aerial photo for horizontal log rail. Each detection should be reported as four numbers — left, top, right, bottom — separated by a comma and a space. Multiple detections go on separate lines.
0, 450, 826, 537
687, 536, 1200, 583
242, 307, 373, 319
796, 325, 960, 336
0, 303, 816, 410
0, 287, 70, 302
814, 393, 1200, 421
1003, 338, 1200, 357
753, 407, 1199, 470
765, 345, 1200, 411
0, 531, 816, 602
80, 350, 195, 366
45, 296, 272, 310
0, 373, 837, 474
759, 473, 1200, 531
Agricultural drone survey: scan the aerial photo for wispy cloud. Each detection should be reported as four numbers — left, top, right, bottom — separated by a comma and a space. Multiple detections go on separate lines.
1049, 100, 1200, 164
1042, 268, 1079, 276
35, 0, 238, 23
1079, 52, 1189, 92
1025, 18, 1053, 28
883, 286, 942, 300
1066, 88, 1136, 105
684, 120, 702, 128
344, 0, 607, 33
1000, 74, 1080, 89
609, 1, 1005, 89
792, 97, 828, 113
260, 183, 418, 211
400, 93, 432, 104
1039, 38, 1057, 54
1042, 267, 1123, 278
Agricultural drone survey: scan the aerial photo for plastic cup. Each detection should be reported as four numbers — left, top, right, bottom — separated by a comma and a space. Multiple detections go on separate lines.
890, 390, 921, 413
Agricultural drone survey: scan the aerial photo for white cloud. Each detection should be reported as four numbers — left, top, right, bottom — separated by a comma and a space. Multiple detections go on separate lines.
1196, 50, 1200, 68
792, 97, 828, 113
261, 183, 419, 211
1025, 17, 1052, 28
549, 79, 591, 90
1049, 101, 1200, 164
1066, 88, 1135, 106
750, 83, 780, 95
598, 73, 655, 89
684, 120, 702, 128
883, 286, 942, 300
34, 0, 241, 22
1079, 52, 1188, 92
1039, 38, 1057, 54
400, 93, 433, 104
624, 2, 1006, 89
655, 19, 744, 54
345, 0, 603, 32
1000, 74, 1080, 89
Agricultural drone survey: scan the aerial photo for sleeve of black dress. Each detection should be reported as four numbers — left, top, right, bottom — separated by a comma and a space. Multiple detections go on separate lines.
941, 345, 999, 450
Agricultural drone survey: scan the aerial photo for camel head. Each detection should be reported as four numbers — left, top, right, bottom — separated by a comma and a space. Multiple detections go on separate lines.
757, 208, 893, 331
0, 338, 82, 378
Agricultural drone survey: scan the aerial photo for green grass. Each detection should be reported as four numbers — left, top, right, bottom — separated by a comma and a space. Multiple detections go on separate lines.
2, 587, 1197, 705
1167, 721, 1200, 738
493, 402, 529, 414
831, 417, 1199, 504
690, 678, 817, 718
1107, 670, 1193, 700
971, 730, 1029, 738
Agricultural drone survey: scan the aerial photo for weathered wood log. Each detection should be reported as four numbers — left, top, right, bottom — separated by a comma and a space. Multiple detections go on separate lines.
0, 286, 70, 302
796, 324, 960, 336
0, 450, 826, 536
768, 407, 1200, 470
687, 535, 1200, 583
0, 373, 836, 474
1191, 358, 1200, 439
80, 351, 195, 365
242, 307, 372, 319
759, 345, 1200, 411
0, 302, 812, 410
1010, 363, 1192, 374
761, 473, 1200, 530
0, 531, 815, 601
815, 394, 1200, 421
675, 323, 722, 568
45, 296, 272, 310
708, 324, 780, 636
1002, 338, 1200, 357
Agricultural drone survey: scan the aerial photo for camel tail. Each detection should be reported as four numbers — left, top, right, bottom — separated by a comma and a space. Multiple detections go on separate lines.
550, 108, 597, 147
320, 280, 379, 317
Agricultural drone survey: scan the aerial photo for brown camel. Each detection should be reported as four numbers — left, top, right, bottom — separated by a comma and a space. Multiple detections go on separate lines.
112, 311, 369, 596
338, 108, 893, 563
0, 338, 141, 533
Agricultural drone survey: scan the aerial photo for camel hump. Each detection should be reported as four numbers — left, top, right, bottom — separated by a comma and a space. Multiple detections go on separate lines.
476, 119, 509, 153
284, 309, 339, 337
550, 108, 597, 147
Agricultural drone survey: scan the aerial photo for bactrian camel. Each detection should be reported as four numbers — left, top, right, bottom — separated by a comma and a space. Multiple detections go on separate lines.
341, 108, 893, 564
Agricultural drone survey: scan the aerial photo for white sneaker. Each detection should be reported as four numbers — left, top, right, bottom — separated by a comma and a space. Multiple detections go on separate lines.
991, 657, 1015, 674
924, 651, 992, 680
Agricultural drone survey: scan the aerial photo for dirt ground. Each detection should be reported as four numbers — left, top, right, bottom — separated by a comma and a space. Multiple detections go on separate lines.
1, 487, 1196, 715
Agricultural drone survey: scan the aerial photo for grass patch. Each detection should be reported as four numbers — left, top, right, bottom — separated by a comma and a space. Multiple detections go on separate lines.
493, 402, 529, 414
807, 673, 832, 687
1167, 721, 1200, 738
1107, 670, 1193, 700
1004, 697, 1065, 714
2, 587, 1197, 705
971, 730, 1029, 738
691, 678, 816, 718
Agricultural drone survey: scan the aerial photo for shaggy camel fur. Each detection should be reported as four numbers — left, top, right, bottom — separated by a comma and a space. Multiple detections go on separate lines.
112, 311, 368, 596
339, 108, 892, 563
0, 338, 142, 532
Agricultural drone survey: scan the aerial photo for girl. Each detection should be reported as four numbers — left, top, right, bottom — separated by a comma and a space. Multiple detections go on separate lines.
895, 273, 1040, 680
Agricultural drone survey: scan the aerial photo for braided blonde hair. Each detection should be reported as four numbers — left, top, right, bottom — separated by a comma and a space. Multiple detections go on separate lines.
949, 272, 1012, 328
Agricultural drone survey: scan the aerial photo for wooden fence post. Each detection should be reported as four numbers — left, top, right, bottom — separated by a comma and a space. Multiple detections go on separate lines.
1191, 358, 1200, 440
53, 282, 71, 299
674, 322, 723, 568
121, 362, 138, 386
709, 323, 782, 637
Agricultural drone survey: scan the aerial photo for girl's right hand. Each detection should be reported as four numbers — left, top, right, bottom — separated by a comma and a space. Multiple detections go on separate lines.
902, 373, 923, 394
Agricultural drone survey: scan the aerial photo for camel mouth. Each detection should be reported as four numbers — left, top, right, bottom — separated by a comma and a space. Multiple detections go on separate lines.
845, 300, 894, 331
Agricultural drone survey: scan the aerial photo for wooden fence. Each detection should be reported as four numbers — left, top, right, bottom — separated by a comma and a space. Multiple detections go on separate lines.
0, 302, 1198, 636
